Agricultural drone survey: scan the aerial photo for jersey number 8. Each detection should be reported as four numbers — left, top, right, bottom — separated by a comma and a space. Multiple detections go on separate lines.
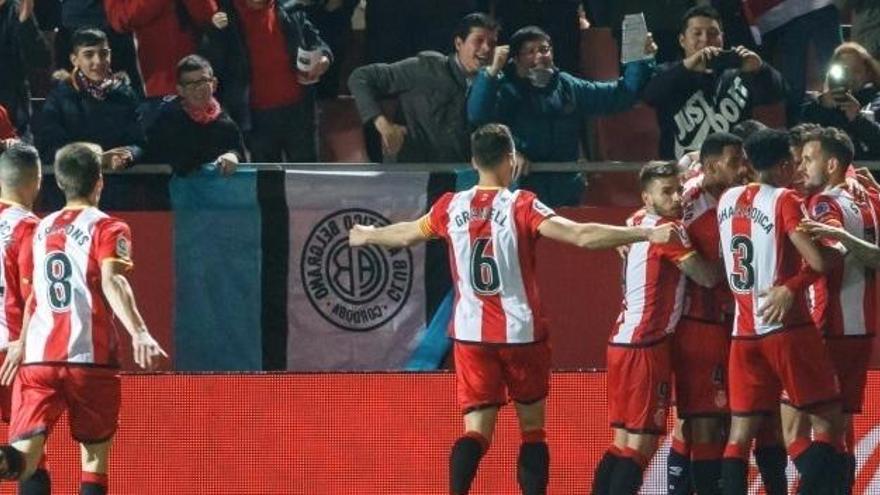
46, 252, 73, 311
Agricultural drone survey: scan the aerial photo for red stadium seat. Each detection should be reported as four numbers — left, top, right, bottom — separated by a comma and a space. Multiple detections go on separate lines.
318, 96, 370, 163
753, 101, 787, 129
579, 28, 620, 80
590, 104, 661, 161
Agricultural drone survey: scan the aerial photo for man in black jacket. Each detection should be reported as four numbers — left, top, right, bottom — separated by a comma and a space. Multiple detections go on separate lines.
0, 0, 51, 138
146, 54, 246, 176
643, 5, 787, 160
201, 0, 332, 163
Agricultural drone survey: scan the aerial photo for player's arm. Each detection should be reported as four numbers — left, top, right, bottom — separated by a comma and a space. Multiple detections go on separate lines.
788, 229, 827, 274
677, 254, 722, 288
536, 215, 673, 250
801, 218, 880, 268
0, 291, 33, 387
100, 260, 167, 369
348, 216, 432, 248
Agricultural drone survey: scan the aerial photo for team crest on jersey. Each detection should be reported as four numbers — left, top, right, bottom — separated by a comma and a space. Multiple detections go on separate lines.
301, 208, 414, 332
812, 201, 831, 218
116, 237, 130, 259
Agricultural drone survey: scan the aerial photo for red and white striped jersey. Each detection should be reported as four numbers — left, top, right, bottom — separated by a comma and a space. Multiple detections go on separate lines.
806, 184, 879, 337
680, 174, 731, 322
420, 187, 554, 344
0, 201, 38, 349
718, 184, 812, 337
611, 211, 695, 345
25, 207, 133, 366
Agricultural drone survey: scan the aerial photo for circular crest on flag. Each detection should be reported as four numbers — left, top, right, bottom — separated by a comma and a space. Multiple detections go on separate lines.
301, 208, 414, 332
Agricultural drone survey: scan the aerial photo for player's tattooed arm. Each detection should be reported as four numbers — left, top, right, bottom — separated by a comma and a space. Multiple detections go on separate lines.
537, 216, 673, 250
348, 216, 431, 249
801, 219, 880, 269
677, 254, 722, 288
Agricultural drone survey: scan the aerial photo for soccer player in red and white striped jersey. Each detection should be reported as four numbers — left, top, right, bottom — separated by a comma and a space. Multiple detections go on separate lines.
598, 161, 721, 495
796, 127, 878, 493
717, 129, 843, 495
667, 133, 749, 495
0, 143, 166, 495
349, 124, 675, 495
0, 144, 44, 493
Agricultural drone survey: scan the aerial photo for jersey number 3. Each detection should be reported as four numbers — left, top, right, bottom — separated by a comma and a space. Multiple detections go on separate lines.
730, 235, 755, 292
46, 252, 73, 311
471, 238, 501, 295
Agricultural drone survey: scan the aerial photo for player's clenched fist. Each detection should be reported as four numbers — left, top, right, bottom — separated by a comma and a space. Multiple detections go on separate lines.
646, 223, 675, 244
349, 224, 375, 247
488, 45, 509, 76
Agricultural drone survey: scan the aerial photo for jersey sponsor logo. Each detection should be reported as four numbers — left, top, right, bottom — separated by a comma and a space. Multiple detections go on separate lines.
301, 209, 414, 332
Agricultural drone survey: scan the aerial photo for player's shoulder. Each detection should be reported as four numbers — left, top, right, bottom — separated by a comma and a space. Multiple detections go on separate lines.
718, 184, 746, 205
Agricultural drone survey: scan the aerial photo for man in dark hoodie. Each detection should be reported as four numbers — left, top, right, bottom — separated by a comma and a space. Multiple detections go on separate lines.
643, 5, 787, 160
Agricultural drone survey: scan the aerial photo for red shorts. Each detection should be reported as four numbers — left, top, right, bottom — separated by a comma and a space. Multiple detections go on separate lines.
826, 337, 872, 414
729, 325, 839, 415
453, 340, 551, 414
607, 339, 672, 434
672, 318, 730, 417
9, 365, 120, 444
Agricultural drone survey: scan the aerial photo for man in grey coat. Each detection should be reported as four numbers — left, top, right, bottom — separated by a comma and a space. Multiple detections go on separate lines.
348, 12, 499, 163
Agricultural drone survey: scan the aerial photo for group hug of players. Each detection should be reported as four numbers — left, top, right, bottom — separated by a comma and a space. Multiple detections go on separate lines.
0, 142, 166, 494
350, 121, 878, 495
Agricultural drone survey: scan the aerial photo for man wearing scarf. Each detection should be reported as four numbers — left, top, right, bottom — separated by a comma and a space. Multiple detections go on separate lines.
467, 25, 656, 207
34, 28, 144, 169
146, 54, 246, 176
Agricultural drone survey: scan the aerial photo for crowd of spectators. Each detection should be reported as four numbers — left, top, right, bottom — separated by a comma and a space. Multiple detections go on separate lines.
3, 0, 880, 206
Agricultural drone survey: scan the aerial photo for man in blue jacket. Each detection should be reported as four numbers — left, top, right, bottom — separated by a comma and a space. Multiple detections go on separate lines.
467, 25, 656, 206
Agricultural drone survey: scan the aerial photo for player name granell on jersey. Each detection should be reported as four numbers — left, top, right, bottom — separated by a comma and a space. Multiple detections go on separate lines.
717, 203, 775, 235
453, 206, 508, 228
35, 222, 91, 246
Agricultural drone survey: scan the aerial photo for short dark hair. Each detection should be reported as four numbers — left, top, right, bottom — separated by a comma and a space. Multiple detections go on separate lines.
731, 119, 768, 140
806, 126, 855, 166
176, 54, 213, 82
471, 123, 513, 169
789, 123, 822, 148
700, 132, 743, 162
680, 5, 723, 35
744, 129, 792, 171
639, 161, 679, 191
0, 143, 40, 188
70, 28, 108, 54
453, 12, 499, 44
509, 26, 550, 57
54, 143, 102, 199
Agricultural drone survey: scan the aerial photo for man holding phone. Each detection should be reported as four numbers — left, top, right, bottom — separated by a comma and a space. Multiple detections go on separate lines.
643, 5, 787, 160
800, 42, 880, 160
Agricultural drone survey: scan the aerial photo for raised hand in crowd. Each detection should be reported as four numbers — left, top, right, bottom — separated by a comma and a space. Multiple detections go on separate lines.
487, 44, 509, 77
102, 147, 134, 170
682, 46, 723, 73
644, 33, 658, 57
374, 115, 407, 156
212, 11, 229, 30
512, 151, 530, 180
0, 138, 19, 152
733, 45, 762, 72
17, 0, 34, 21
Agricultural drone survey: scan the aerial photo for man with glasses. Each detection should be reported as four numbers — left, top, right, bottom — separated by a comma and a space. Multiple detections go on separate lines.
146, 54, 246, 176
467, 25, 656, 207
